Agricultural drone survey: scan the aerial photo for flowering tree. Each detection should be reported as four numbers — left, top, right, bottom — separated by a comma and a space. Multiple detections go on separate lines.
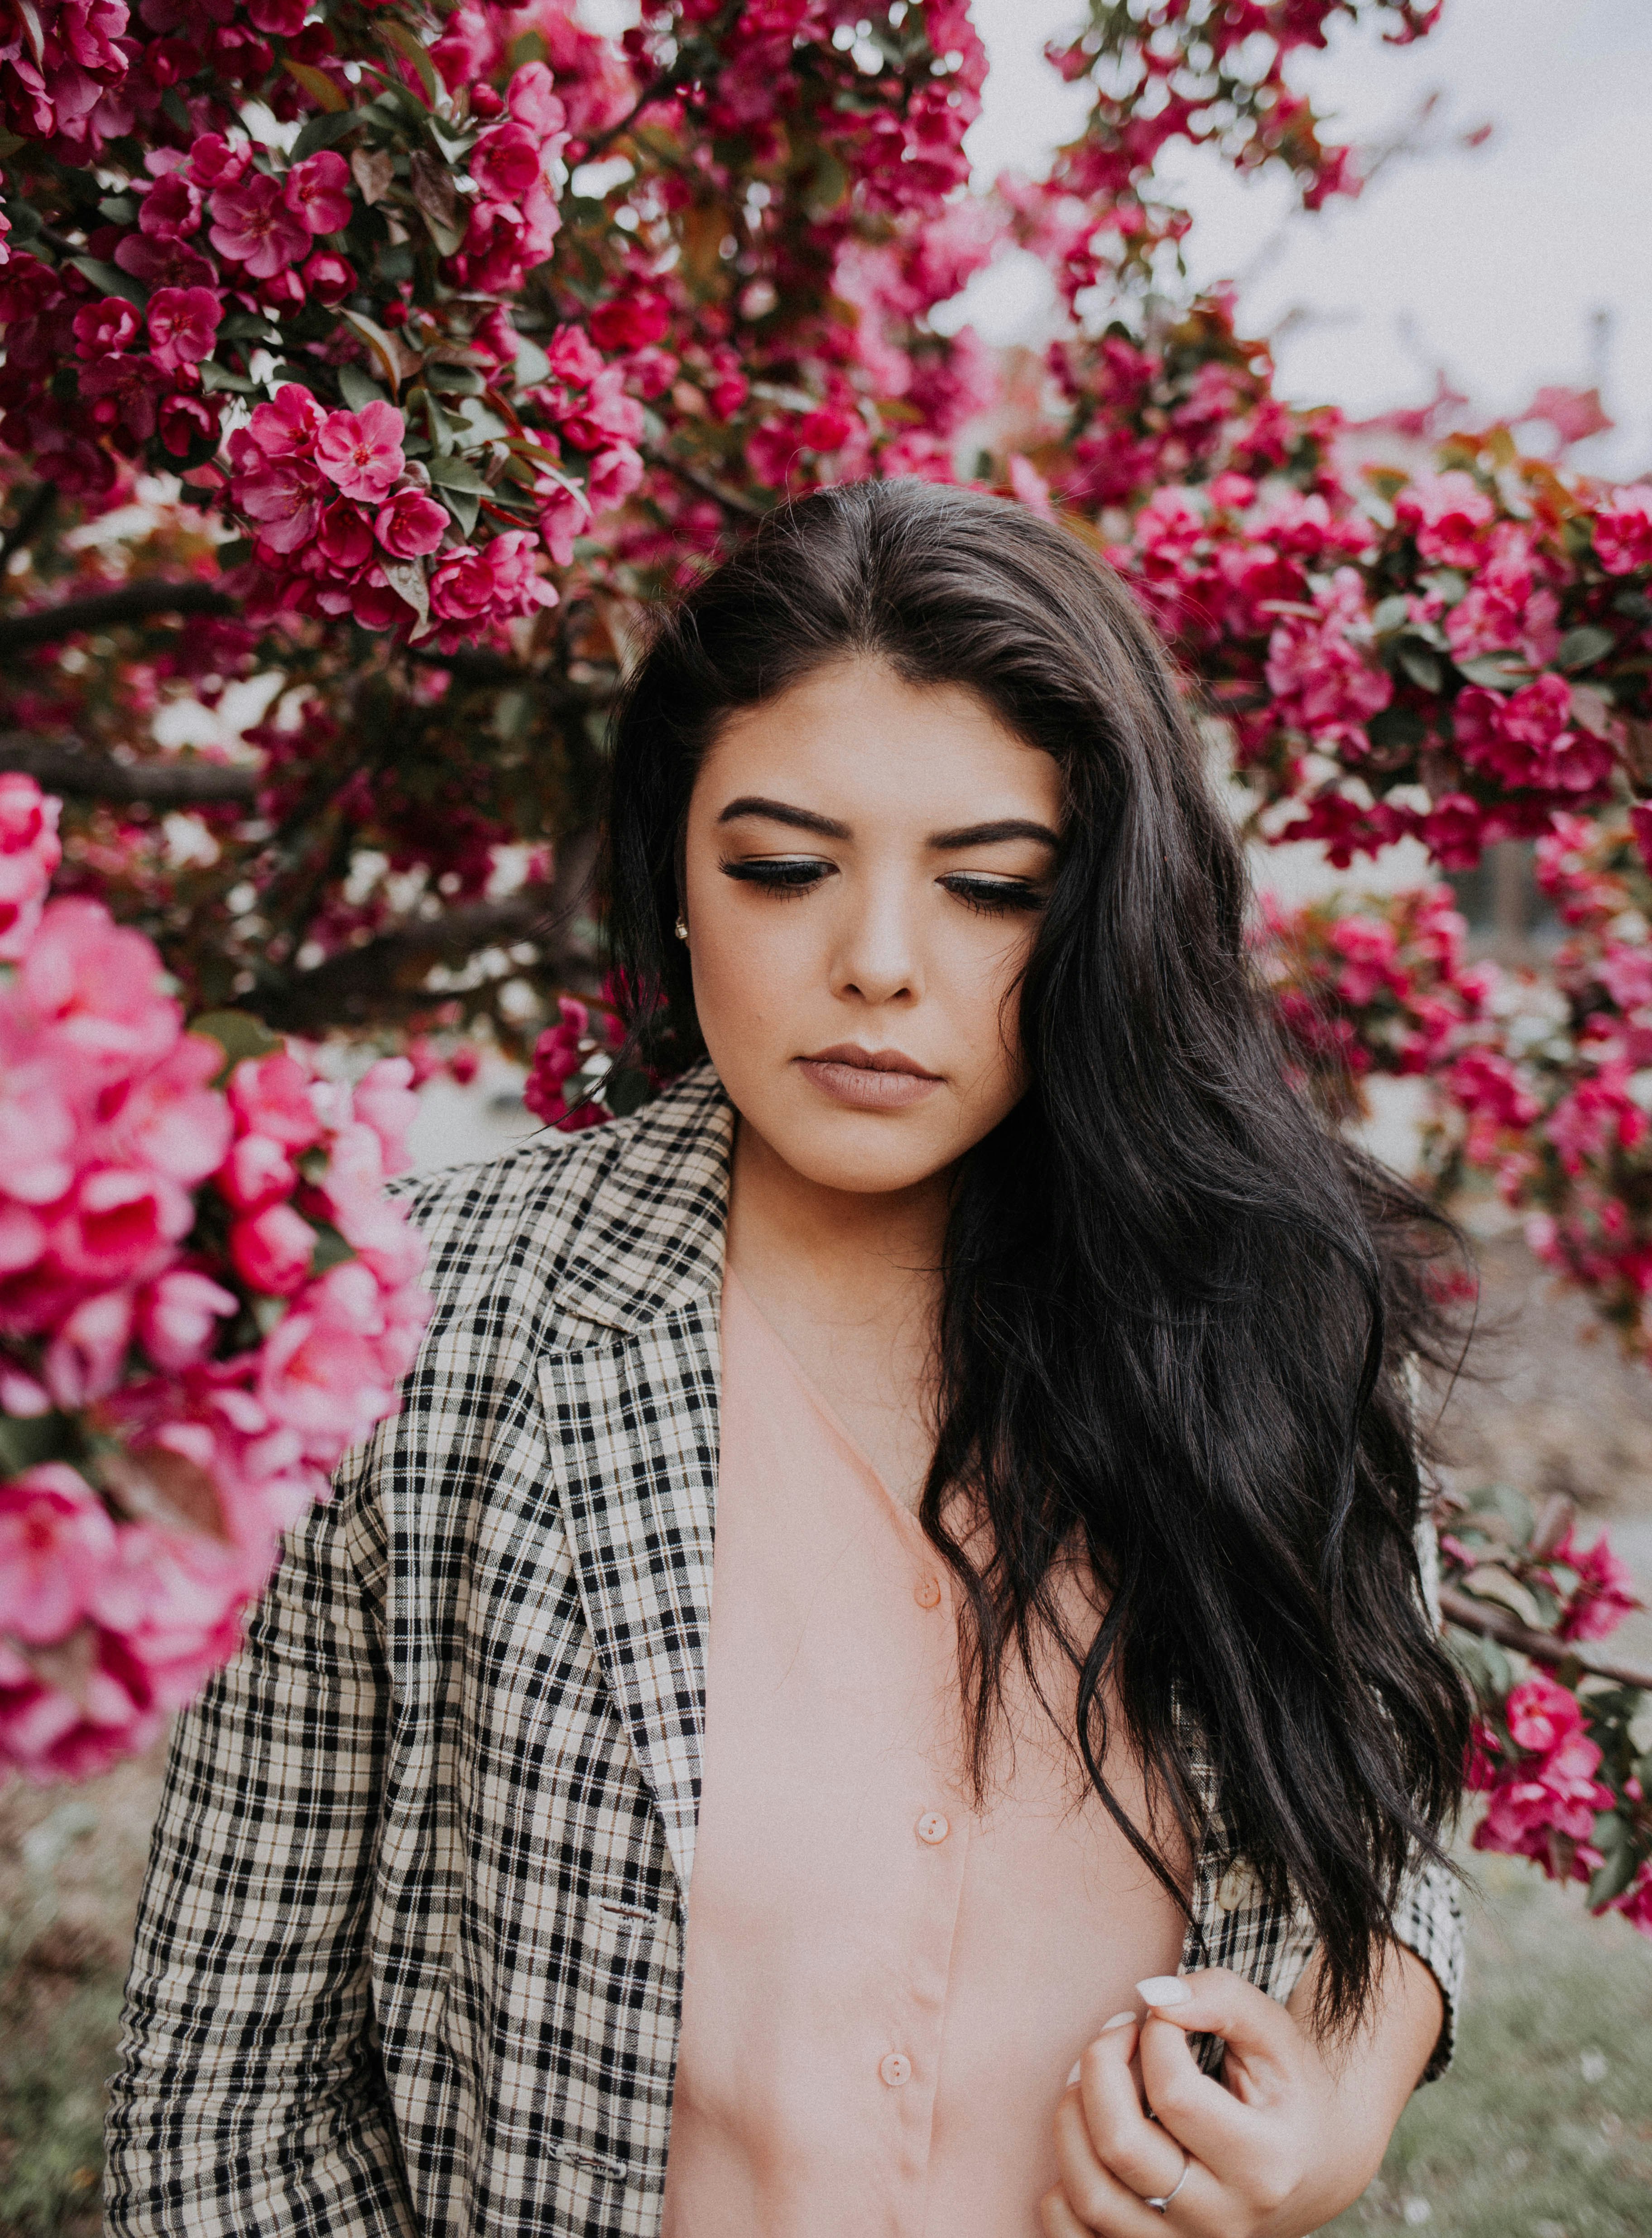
1, 0, 1651, 1955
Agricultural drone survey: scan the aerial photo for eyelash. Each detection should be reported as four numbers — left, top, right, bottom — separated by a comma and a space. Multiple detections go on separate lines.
717, 858, 1046, 916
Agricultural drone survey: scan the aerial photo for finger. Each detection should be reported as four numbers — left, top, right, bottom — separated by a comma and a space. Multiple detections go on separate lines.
1051, 2092, 1198, 2237
1071, 2018, 1188, 2204
1133, 1973, 1297, 2181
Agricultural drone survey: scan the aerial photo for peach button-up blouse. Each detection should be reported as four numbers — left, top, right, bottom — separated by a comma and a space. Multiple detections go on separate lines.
661, 1272, 1186, 2238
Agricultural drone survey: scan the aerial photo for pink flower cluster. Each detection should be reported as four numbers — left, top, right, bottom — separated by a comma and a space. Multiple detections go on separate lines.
1258, 883, 1489, 1115
227, 384, 554, 638
447, 60, 568, 297
0, 772, 62, 961
0, 778, 429, 1779
523, 995, 618, 1131
1469, 1673, 1616, 1882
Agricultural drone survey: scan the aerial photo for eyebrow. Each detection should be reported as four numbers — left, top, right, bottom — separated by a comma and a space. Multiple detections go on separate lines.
716, 797, 1060, 851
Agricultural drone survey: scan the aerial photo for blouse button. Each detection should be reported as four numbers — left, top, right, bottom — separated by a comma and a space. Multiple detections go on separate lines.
915, 1810, 950, 1845
879, 2051, 912, 2088
914, 1574, 941, 1609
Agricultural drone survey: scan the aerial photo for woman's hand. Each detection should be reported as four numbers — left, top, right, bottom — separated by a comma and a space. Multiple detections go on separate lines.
1040, 1952, 1444, 2238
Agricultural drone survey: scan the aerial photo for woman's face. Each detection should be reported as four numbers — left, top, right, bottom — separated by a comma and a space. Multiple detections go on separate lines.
681, 657, 1063, 1197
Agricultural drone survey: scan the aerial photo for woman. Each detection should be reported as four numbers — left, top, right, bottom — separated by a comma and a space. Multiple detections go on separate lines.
106, 478, 1470, 2238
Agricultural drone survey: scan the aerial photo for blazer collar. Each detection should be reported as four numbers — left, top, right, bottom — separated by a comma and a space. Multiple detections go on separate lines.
549, 1058, 735, 1340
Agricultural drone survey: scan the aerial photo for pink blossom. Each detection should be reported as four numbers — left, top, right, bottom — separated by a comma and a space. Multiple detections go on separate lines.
72, 296, 139, 358
247, 382, 325, 458
284, 149, 352, 235
218, 1131, 297, 1213
506, 58, 566, 136
18, 899, 179, 1076
208, 169, 310, 278
524, 997, 594, 1126
0, 1465, 115, 1644
1595, 486, 1652, 576
1552, 1524, 1642, 1642
139, 169, 202, 240
471, 119, 546, 202
301, 249, 355, 304
0, 772, 62, 960
315, 402, 406, 502
145, 284, 220, 371
48, 1164, 191, 1285
312, 501, 375, 575
255, 1280, 397, 1461
352, 1058, 419, 1174
44, 1285, 134, 1405
227, 1053, 324, 1149
186, 132, 250, 192
544, 324, 605, 385
236, 453, 325, 554
137, 1268, 238, 1369
584, 444, 644, 514
534, 473, 592, 564
1395, 470, 1495, 568
373, 486, 448, 559
229, 1202, 317, 1296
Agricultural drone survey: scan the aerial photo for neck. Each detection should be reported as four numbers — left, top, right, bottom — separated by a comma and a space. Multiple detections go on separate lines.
725, 1117, 951, 1328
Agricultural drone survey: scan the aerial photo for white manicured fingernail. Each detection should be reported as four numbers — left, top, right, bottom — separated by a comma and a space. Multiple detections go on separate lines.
1100, 2010, 1137, 2031
1136, 1975, 1193, 2007
1066, 2060, 1082, 2087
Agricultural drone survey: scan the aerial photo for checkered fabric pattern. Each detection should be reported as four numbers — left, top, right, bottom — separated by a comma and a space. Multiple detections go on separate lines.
104, 1061, 1464, 2238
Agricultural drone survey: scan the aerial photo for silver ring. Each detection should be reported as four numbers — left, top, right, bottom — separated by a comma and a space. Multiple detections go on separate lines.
1143, 2147, 1191, 2214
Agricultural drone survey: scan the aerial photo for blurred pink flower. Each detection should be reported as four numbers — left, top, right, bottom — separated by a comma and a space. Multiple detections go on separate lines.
352, 1058, 419, 1174
137, 1268, 239, 1369
227, 1053, 324, 1149
0, 1465, 115, 1644
229, 1203, 317, 1296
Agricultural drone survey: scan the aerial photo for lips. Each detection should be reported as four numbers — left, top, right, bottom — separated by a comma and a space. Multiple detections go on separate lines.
794, 1044, 943, 1112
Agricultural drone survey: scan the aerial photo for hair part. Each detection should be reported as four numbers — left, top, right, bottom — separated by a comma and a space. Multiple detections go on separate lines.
603, 477, 1473, 2039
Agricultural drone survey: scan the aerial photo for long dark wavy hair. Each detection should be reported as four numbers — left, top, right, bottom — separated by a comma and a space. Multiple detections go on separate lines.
604, 477, 1472, 2037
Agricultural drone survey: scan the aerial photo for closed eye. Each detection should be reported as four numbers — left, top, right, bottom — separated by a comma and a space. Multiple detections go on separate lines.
719, 855, 835, 894
939, 874, 1047, 916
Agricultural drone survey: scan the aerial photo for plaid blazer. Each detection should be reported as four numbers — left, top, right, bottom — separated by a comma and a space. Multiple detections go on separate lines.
105, 1060, 1463, 2238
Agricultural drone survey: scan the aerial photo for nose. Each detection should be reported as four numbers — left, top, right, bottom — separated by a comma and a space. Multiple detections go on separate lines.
830, 875, 921, 1008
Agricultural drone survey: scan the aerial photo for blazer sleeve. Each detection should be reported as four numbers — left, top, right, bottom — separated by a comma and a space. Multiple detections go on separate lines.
102, 1435, 418, 2238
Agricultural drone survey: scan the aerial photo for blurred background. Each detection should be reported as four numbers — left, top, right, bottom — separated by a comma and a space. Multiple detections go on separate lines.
3, 1, 1651, 2231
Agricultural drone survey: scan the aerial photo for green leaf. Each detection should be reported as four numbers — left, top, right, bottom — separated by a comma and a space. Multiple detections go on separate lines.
308, 1222, 358, 1276
1370, 594, 1410, 636
427, 362, 484, 395
380, 21, 442, 109
189, 1008, 283, 1082
1585, 1825, 1640, 1909
0, 1410, 72, 1478
1454, 654, 1532, 692
427, 451, 489, 492
284, 56, 348, 111
1396, 640, 1446, 694
199, 362, 259, 395
1366, 704, 1426, 751
1558, 624, 1616, 672
513, 333, 551, 387
68, 255, 147, 310
379, 556, 430, 629
340, 307, 404, 396
439, 483, 480, 538
215, 539, 252, 572
291, 107, 365, 159
219, 311, 281, 345
337, 361, 388, 410
97, 193, 137, 224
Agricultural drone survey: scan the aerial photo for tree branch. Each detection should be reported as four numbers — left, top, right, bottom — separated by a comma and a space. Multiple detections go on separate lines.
0, 581, 236, 655
1440, 1583, 1652, 1692
648, 448, 766, 521
257, 830, 600, 1034
0, 735, 258, 806
0, 483, 54, 574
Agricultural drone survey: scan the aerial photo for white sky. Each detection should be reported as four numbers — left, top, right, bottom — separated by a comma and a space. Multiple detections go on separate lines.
956, 0, 1652, 478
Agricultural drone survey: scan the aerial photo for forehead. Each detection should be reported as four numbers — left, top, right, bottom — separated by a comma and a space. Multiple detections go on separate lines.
694, 658, 1063, 827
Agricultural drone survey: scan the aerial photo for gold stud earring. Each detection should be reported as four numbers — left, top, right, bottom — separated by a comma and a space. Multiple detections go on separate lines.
674, 917, 689, 942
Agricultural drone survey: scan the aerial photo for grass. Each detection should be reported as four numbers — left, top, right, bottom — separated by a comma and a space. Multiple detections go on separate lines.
1322, 1851, 1652, 2238
0, 1839, 1647, 2236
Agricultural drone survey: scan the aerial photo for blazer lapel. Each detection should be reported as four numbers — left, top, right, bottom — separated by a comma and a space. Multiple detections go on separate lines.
534, 1066, 734, 1896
